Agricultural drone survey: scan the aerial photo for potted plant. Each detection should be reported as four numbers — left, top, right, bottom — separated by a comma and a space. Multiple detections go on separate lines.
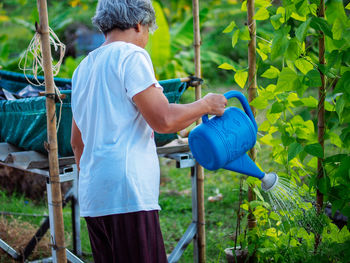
224, 177, 250, 263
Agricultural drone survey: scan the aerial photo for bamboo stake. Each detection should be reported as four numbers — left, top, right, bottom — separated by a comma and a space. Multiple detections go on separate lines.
247, 0, 257, 230
192, 0, 205, 262
37, 0, 66, 262
315, 0, 325, 252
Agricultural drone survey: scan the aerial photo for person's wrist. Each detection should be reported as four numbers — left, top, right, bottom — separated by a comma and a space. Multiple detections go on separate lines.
200, 97, 211, 115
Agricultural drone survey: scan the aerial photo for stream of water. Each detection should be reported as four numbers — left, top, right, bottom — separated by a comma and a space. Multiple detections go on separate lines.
265, 177, 326, 233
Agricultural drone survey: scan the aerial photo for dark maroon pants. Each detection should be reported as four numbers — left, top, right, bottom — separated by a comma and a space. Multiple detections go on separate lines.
85, 210, 168, 263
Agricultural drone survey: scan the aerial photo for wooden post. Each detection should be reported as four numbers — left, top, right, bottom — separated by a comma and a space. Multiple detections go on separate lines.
192, 0, 206, 262
315, 0, 325, 252
37, 0, 67, 262
247, 0, 257, 230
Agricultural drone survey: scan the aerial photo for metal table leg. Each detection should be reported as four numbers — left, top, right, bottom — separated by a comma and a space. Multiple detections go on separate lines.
166, 154, 199, 263
71, 165, 82, 256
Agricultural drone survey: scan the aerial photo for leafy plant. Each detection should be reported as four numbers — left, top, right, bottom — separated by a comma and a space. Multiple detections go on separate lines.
219, 0, 350, 260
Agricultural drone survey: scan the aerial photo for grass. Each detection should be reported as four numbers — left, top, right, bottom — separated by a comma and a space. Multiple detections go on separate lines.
159, 158, 241, 262
0, 159, 243, 263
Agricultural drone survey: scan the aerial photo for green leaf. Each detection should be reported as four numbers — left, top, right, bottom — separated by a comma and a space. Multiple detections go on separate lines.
291, 12, 306, 22
223, 21, 236, 33
288, 142, 304, 161
318, 175, 330, 195
218, 63, 236, 72
241, 0, 247, 11
259, 120, 270, 132
334, 71, 350, 94
295, 0, 309, 17
335, 95, 346, 122
326, 0, 347, 25
284, 4, 295, 21
276, 6, 286, 23
271, 27, 290, 60
261, 66, 280, 79
270, 14, 283, 30
276, 67, 300, 92
307, 157, 318, 169
232, 29, 240, 48
301, 96, 318, 108
305, 69, 322, 87
325, 101, 335, 112
304, 143, 324, 158
295, 18, 311, 42
332, 18, 343, 40
271, 101, 285, 113
309, 4, 318, 16
257, 48, 268, 61
252, 188, 265, 203
331, 200, 345, 217
239, 26, 251, 41
282, 133, 294, 146
324, 154, 347, 163
310, 17, 333, 38
255, 0, 272, 8
327, 50, 340, 69
253, 7, 270, 20
241, 203, 249, 211
146, 1, 170, 69
285, 38, 301, 61
346, 3, 350, 10
334, 156, 350, 179
266, 113, 281, 125
329, 131, 342, 147
286, 60, 297, 72
250, 96, 269, 109
266, 228, 277, 237
234, 71, 248, 89
295, 58, 313, 75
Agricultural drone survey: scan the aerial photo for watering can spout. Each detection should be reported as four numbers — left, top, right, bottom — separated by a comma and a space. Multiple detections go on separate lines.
223, 154, 279, 191
223, 153, 265, 179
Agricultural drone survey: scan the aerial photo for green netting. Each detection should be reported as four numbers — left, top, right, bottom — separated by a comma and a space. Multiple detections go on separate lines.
0, 70, 188, 157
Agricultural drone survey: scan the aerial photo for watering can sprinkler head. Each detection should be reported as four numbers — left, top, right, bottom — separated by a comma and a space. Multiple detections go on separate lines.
261, 172, 279, 191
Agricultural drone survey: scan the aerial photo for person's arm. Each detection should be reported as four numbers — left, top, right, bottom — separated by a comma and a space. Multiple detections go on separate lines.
71, 118, 84, 170
133, 85, 227, 134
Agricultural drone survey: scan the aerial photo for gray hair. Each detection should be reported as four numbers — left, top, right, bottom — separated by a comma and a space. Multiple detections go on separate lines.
92, 0, 157, 34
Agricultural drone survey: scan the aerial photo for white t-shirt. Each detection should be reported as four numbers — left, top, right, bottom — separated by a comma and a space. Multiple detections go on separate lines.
71, 42, 162, 217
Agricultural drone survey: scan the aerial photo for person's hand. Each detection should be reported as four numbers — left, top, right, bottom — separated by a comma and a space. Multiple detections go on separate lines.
202, 93, 227, 116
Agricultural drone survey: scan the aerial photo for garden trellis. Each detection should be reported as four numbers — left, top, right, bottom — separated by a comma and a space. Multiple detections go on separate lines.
36, 0, 66, 262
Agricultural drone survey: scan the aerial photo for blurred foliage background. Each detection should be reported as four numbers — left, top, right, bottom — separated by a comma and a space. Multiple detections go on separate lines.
0, 0, 250, 87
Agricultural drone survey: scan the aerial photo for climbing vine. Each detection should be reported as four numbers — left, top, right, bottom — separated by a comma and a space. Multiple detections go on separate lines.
220, 0, 350, 261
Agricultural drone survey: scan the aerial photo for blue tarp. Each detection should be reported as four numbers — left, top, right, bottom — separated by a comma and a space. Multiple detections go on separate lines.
0, 70, 188, 156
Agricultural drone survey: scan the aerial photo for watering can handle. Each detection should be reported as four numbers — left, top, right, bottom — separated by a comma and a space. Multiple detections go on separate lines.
202, 90, 258, 132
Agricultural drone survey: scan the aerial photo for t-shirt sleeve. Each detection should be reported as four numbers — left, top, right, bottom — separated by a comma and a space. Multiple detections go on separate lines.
123, 50, 162, 100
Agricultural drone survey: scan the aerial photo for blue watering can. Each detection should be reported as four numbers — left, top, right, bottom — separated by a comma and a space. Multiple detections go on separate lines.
188, 90, 278, 191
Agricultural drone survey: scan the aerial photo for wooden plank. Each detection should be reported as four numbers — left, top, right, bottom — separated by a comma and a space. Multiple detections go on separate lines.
0, 143, 21, 162
1, 144, 190, 170
157, 144, 189, 155
0, 161, 49, 177
28, 156, 76, 169
4, 151, 47, 169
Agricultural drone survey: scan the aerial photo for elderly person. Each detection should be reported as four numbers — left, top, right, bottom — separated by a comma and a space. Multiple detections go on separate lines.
70, 0, 227, 262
